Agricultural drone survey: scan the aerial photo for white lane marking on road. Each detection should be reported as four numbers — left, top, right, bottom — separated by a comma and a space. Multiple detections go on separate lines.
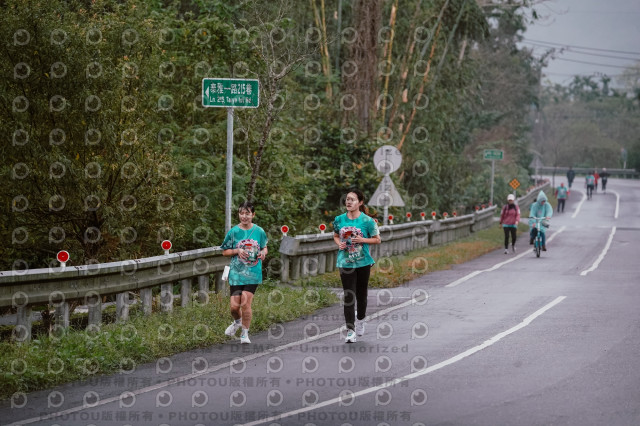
580, 226, 616, 276
610, 190, 620, 219
6, 291, 431, 426
571, 189, 587, 219
241, 296, 568, 426
446, 226, 566, 288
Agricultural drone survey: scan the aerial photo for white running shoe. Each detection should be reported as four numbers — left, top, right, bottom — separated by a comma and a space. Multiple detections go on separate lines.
240, 330, 251, 344
345, 329, 356, 343
504, 248, 508, 254
225, 321, 241, 336
355, 319, 365, 336
512, 245, 516, 253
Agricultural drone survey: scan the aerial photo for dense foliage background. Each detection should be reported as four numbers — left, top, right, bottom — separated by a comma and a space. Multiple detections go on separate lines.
2, 0, 637, 271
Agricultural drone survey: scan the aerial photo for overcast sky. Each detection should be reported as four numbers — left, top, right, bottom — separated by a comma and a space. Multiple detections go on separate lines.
520, 0, 640, 87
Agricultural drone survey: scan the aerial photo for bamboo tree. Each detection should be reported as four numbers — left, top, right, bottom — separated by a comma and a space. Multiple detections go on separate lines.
398, 0, 469, 150
396, 20, 442, 150
387, 0, 424, 129
379, 0, 399, 123
389, 0, 450, 134
311, 0, 332, 99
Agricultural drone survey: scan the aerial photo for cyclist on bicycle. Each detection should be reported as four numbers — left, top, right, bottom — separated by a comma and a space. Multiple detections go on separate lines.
529, 190, 553, 251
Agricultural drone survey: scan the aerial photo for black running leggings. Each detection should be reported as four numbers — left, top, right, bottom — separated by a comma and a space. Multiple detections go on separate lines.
339, 265, 371, 331
503, 227, 517, 249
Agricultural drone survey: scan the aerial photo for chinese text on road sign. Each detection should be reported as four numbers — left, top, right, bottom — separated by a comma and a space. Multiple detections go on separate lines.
202, 78, 259, 108
483, 149, 504, 160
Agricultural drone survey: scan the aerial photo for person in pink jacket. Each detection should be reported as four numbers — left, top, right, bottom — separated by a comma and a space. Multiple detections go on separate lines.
499, 193, 520, 253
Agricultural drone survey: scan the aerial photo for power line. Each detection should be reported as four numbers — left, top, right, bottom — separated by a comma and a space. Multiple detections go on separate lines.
522, 38, 640, 57
551, 57, 633, 69
522, 41, 640, 61
542, 71, 625, 78
533, 55, 633, 70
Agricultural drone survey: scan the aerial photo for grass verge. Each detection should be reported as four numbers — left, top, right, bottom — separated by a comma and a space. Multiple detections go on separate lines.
0, 283, 337, 400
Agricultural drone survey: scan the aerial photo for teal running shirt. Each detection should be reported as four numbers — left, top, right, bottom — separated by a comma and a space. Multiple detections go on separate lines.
220, 224, 268, 286
333, 212, 379, 268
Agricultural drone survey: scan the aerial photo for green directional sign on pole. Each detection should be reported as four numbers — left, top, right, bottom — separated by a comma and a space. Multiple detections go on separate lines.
483, 149, 504, 160
202, 78, 259, 108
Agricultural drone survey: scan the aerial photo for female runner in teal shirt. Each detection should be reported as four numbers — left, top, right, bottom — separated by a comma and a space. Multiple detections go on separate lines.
333, 189, 381, 343
221, 201, 268, 344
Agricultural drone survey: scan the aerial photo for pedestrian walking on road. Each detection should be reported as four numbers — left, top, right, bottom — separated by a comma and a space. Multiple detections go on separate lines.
221, 201, 268, 344
333, 188, 381, 343
585, 171, 595, 200
594, 170, 600, 193
499, 194, 520, 254
529, 191, 553, 251
600, 168, 610, 193
566, 167, 575, 189
555, 182, 568, 213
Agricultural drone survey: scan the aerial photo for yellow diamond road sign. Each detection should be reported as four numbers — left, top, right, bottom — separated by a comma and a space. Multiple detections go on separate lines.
509, 179, 520, 190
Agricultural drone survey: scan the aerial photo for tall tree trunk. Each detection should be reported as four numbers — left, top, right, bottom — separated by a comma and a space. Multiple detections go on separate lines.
342, 0, 382, 132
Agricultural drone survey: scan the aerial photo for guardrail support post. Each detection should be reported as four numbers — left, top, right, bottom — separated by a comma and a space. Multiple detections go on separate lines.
160, 283, 173, 312
54, 301, 70, 329
318, 253, 326, 275
116, 292, 130, 322
326, 252, 335, 272
14, 305, 32, 342
281, 254, 290, 282
180, 278, 192, 307
88, 295, 102, 327
291, 257, 301, 281
197, 275, 209, 304
214, 272, 229, 296
140, 288, 152, 315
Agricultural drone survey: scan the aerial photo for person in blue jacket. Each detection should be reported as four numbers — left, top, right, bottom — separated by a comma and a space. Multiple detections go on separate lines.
529, 190, 553, 251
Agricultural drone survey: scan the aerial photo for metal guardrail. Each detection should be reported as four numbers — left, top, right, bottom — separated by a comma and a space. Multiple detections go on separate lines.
0, 247, 228, 341
277, 182, 550, 283
538, 166, 638, 178
0, 183, 550, 342
277, 207, 494, 283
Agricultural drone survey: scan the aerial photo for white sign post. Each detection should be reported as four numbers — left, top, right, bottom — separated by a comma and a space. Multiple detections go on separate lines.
202, 78, 259, 232
484, 149, 504, 206
369, 145, 404, 225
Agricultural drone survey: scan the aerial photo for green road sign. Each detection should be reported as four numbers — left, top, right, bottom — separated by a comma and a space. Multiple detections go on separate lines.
483, 149, 504, 160
202, 78, 259, 108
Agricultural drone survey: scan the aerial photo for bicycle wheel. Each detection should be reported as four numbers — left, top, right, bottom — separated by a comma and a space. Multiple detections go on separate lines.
535, 238, 541, 257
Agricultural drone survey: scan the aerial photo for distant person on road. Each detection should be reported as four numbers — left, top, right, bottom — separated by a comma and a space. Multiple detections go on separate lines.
593, 170, 600, 193
566, 167, 575, 188
221, 201, 268, 344
585, 171, 595, 200
600, 168, 610, 193
529, 190, 553, 251
555, 182, 568, 213
500, 194, 520, 254
333, 188, 381, 343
